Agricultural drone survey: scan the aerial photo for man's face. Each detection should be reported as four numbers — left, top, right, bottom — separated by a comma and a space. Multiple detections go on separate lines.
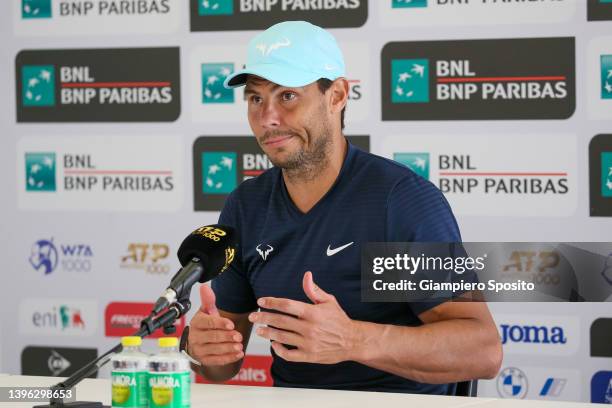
244, 76, 333, 170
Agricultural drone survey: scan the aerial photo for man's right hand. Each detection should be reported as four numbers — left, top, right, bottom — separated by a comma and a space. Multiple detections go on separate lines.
187, 284, 245, 366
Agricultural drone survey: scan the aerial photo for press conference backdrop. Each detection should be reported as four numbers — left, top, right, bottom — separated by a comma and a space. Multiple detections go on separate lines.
0, 0, 611, 404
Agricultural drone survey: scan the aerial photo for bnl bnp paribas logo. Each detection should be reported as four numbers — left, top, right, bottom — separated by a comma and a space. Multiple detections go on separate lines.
589, 134, 612, 217
25, 152, 56, 192
383, 38, 574, 120
193, 136, 281, 211
22, 0, 52, 19
22, 65, 55, 107
602, 151, 612, 198
601, 55, 612, 100
201, 63, 234, 104
202, 152, 237, 194
199, 0, 233, 15
391, 59, 429, 103
393, 153, 430, 179
392, 0, 427, 8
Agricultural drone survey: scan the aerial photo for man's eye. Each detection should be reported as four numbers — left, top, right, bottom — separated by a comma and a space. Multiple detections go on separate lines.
282, 92, 296, 101
250, 95, 262, 104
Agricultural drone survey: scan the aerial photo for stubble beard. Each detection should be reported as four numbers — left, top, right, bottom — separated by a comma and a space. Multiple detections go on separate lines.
264, 109, 333, 183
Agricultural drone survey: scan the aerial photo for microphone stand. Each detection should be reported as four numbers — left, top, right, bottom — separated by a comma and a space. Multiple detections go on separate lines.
33, 295, 192, 408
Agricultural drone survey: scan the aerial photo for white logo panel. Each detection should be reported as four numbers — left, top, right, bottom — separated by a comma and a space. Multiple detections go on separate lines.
587, 37, 612, 120
479, 365, 581, 402
190, 42, 369, 123
18, 135, 183, 212
189, 45, 248, 124
382, 134, 577, 217
14, 0, 180, 36
379, 1, 576, 27
343, 42, 370, 123
19, 298, 98, 337
495, 314, 580, 356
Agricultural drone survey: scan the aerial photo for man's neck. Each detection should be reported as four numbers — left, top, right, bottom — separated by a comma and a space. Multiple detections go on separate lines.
282, 136, 348, 214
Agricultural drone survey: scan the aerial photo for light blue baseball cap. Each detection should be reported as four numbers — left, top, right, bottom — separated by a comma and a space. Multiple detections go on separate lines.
223, 21, 346, 89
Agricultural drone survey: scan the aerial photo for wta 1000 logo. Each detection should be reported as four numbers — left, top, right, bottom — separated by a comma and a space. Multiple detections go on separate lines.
29, 238, 93, 275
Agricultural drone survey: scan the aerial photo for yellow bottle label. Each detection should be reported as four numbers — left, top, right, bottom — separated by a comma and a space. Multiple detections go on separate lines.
148, 372, 190, 408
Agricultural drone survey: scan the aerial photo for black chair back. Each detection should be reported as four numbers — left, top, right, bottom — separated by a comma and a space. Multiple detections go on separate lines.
451, 380, 478, 397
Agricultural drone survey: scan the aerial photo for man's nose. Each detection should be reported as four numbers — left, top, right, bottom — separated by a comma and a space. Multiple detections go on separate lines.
260, 100, 281, 129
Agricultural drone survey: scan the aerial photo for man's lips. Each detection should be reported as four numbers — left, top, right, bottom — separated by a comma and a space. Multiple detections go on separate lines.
263, 134, 294, 147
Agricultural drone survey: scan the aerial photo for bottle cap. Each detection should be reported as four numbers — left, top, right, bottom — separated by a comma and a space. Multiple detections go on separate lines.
121, 336, 142, 347
159, 337, 179, 348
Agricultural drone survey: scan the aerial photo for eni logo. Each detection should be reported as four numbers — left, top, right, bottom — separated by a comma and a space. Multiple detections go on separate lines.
194, 226, 226, 242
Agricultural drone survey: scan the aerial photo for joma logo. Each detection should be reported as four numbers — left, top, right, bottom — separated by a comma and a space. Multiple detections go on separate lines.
501, 324, 567, 345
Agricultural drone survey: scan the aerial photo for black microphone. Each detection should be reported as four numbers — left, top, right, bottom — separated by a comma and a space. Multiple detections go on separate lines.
152, 224, 238, 314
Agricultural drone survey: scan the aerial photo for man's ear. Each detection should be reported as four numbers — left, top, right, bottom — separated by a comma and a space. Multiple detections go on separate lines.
329, 78, 349, 115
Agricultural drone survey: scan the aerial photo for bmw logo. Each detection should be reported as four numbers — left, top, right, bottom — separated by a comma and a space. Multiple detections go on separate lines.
497, 367, 529, 399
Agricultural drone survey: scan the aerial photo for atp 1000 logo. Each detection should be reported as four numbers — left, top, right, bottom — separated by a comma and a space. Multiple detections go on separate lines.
194, 226, 227, 241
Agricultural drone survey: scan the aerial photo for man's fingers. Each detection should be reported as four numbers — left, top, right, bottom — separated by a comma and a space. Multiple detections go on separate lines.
192, 352, 245, 367
191, 311, 234, 331
302, 271, 333, 305
256, 297, 309, 318
192, 342, 243, 356
199, 284, 219, 316
248, 311, 304, 333
189, 328, 242, 345
256, 326, 303, 348
271, 341, 306, 362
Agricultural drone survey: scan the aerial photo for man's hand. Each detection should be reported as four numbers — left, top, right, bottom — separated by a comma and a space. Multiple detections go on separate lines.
249, 271, 356, 364
187, 284, 245, 366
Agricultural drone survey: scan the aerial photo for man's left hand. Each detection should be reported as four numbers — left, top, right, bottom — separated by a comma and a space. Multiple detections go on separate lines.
249, 271, 356, 364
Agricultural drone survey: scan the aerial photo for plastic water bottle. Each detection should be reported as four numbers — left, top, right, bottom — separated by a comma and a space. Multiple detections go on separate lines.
148, 337, 191, 408
111, 336, 149, 408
